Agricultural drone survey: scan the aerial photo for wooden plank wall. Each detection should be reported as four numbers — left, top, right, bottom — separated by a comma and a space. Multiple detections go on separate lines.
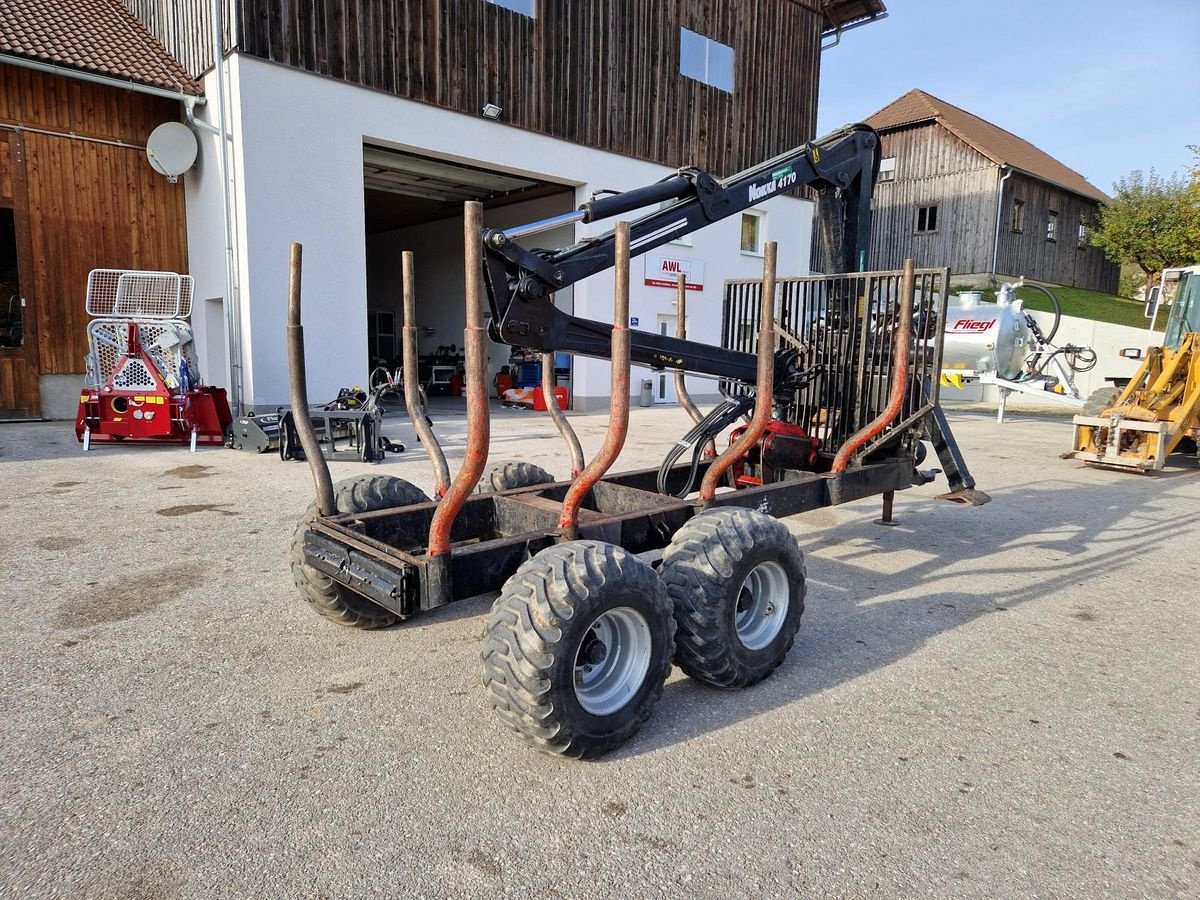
868, 123, 996, 276
0, 67, 188, 394
871, 122, 1119, 292
996, 172, 1119, 293
235, 0, 824, 177
120, 0, 239, 77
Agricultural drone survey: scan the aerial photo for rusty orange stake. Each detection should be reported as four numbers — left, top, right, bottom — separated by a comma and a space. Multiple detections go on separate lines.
699, 242, 779, 504
673, 272, 716, 458
832, 258, 915, 473
559, 221, 632, 538
427, 202, 491, 557
542, 350, 585, 477
401, 251, 451, 497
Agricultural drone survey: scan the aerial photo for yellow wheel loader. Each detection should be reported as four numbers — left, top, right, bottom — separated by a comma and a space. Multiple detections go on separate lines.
1067, 265, 1200, 471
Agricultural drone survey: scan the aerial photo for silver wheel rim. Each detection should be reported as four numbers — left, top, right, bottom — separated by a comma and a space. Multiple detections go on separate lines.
573, 607, 652, 716
734, 561, 790, 651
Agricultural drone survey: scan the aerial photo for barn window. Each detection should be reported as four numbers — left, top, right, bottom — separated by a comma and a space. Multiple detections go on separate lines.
680, 28, 734, 93
740, 211, 766, 254
878, 157, 896, 182
1077, 218, 1088, 248
484, 0, 535, 15
1011, 199, 1025, 233
915, 205, 938, 233
1046, 211, 1058, 242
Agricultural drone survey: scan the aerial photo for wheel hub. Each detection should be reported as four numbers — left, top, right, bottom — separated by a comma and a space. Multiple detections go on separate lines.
733, 561, 790, 651
573, 607, 652, 716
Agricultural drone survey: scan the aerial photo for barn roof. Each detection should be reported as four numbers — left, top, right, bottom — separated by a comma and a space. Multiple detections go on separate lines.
820, 0, 888, 36
866, 88, 1109, 204
0, 0, 201, 96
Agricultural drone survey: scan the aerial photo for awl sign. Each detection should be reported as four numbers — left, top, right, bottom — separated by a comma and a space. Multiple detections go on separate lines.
644, 254, 705, 291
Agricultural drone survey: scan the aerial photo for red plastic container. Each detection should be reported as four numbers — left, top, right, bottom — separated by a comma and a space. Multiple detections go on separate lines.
532, 385, 569, 411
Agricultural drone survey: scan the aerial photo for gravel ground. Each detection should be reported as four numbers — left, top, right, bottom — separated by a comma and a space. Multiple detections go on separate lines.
1, 403, 1197, 899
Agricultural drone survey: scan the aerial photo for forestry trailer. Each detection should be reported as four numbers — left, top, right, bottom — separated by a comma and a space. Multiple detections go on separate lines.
288, 123, 990, 759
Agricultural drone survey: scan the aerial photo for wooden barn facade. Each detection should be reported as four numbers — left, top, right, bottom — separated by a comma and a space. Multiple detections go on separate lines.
864, 89, 1119, 293
109, 0, 889, 412
0, 0, 198, 418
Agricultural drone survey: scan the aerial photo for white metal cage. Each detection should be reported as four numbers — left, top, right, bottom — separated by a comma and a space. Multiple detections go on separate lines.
86, 269, 193, 319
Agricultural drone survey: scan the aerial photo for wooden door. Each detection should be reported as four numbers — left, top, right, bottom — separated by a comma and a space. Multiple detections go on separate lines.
0, 131, 40, 417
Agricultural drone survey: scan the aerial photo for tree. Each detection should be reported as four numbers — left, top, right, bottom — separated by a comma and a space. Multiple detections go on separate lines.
1091, 167, 1200, 289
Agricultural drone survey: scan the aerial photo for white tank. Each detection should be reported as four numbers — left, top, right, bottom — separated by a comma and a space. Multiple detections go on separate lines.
941, 285, 1034, 380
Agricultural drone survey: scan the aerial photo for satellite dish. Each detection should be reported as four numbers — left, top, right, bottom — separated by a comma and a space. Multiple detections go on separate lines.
146, 122, 198, 183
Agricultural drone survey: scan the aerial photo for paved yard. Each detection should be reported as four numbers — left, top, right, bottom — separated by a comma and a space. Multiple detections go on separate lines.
1, 404, 1197, 898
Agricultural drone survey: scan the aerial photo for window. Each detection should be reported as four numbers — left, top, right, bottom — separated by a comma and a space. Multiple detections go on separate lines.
1046, 210, 1058, 242
1011, 199, 1025, 233
740, 211, 766, 254
680, 28, 734, 92
1077, 217, 1088, 248
915, 205, 938, 233
367, 310, 396, 362
878, 156, 896, 182
484, 0, 534, 16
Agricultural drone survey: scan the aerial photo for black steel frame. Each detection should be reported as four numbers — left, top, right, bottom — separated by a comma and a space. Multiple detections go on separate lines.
302, 458, 913, 618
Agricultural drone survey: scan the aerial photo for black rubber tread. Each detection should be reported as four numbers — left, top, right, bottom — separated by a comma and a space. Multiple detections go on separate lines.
1081, 387, 1121, 417
481, 540, 675, 759
289, 475, 430, 629
660, 508, 806, 689
475, 459, 556, 493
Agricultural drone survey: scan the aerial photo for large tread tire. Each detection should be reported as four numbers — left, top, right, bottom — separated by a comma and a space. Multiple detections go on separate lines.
475, 459, 556, 493
1082, 387, 1120, 417
661, 508, 806, 689
290, 475, 430, 629
482, 540, 675, 759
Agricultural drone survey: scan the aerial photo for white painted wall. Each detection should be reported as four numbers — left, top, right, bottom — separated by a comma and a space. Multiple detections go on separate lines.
183, 66, 237, 397
188, 55, 815, 409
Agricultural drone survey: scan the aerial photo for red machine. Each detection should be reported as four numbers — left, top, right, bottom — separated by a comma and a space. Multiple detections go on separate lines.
729, 419, 821, 487
75, 269, 231, 450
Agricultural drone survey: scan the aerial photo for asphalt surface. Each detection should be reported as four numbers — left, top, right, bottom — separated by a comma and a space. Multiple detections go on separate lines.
1, 403, 1197, 899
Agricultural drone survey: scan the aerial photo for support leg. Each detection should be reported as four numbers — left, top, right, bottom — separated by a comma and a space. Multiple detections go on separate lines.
925, 401, 991, 505
874, 490, 899, 526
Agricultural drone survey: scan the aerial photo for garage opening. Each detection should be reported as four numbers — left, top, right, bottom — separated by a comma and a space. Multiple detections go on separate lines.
363, 143, 576, 410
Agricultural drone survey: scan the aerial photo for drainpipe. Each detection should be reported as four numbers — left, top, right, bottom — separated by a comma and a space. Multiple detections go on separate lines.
990, 166, 1013, 285
183, 0, 243, 416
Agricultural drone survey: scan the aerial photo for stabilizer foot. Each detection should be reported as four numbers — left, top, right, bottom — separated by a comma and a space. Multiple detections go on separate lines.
936, 488, 992, 506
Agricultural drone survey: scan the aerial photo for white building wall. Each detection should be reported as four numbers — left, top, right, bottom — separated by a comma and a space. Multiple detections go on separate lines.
191, 55, 814, 410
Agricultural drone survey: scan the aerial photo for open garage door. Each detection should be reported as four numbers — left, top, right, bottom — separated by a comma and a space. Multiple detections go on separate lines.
363, 144, 576, 409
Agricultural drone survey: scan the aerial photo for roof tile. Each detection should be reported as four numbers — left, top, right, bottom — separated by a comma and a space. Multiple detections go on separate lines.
866, 89, 1109, 203
0, 0, 201, 95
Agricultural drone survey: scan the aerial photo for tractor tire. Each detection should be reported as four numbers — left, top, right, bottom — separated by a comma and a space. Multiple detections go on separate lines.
660, 508, 806, 689
1082, 387, 1120, 417
482, 540, 675, 759
290, 474, 430, 629
475, 459, 556, 493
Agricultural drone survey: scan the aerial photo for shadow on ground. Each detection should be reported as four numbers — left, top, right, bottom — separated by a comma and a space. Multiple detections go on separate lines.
615, 469, 1198, 759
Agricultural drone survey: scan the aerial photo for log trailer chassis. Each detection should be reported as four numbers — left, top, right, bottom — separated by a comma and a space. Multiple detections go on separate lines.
292, 124, 991, 758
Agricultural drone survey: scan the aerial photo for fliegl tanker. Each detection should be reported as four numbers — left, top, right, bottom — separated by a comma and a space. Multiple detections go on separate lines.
938, 280, 1096, 422
942, 283, 1036, 380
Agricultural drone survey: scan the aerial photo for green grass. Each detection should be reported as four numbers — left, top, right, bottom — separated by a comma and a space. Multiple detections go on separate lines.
949, 283, 1168, 330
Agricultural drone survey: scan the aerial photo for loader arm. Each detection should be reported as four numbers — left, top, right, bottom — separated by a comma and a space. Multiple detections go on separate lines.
480, 123, 880, 384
